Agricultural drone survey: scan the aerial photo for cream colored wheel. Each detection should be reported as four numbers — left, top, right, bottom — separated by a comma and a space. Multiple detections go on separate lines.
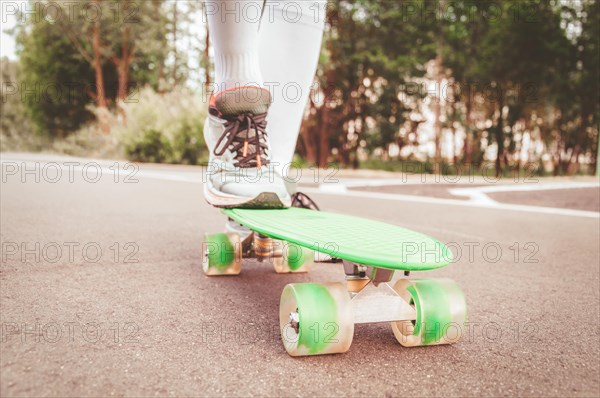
279, 282, 353, 356
273, 241, 312, 273
202, 233, 242, 276
391, 278, 467, 347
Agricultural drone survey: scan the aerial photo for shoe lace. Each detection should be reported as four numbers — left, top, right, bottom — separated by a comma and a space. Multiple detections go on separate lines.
291, 192, 320, 210
213, 111, 270, 168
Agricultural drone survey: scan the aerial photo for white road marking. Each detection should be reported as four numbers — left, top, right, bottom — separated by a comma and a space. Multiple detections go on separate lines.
452, 181, 599, 193
448, 189, 499, 205
304, 187, 599, 219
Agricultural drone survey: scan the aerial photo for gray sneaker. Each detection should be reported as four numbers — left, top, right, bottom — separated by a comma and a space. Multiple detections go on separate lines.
203, 87, 291, 208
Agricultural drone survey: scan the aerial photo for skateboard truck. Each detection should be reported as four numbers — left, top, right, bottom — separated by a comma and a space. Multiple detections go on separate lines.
278, 260, 415, 338
253, 233, 282, 261
340, 260, 416, 324
343, 260, 369, 293
284, 281, 416, 338
279, 276, 466, 356
351, 280, 416, 324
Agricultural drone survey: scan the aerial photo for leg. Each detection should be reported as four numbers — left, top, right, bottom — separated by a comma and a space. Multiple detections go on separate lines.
258, 1, 326, 177
205, 0, 264, 92
203, 1, 290, 208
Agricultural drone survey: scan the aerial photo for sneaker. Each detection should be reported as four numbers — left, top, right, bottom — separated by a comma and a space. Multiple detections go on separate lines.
203, 87, 291, 208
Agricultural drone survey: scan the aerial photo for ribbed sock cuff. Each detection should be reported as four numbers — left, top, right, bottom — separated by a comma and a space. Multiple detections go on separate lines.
214, 51, 264, 92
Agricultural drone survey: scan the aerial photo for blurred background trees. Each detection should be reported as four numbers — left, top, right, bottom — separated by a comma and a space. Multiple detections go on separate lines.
1, 0, 598, 175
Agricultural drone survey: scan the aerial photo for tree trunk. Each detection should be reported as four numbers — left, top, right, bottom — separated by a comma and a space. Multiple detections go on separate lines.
117, 27, 131, 102
494, 97, 504, 177
593, 128, 600, 176
172, 2, 178, 85
300, 125, 318, 165
567, 144, 581, 175
451, 100, 458, 164
463, 88, 473, 164
300, 99, 318, 164
92, 16, 109, 134
433, 0, 446, 173
588, 123, 598, 177
553, 108, 563, 176
154, 0, 165, 93
92, 20, 107, 109
318, 104, 330, 168
451, 124, 457, 165
553, 136, 562, 176
433, 54, 443, 173
204, 22, 211, 87
317, 63, 336, 168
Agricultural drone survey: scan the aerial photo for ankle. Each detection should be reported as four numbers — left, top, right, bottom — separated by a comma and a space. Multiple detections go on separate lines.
214, 51, 263, 94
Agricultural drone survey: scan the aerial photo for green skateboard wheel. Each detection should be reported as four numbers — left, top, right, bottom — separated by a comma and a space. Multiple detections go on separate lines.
202, 233, 242, 276
279, 282, 353, 356
273, 241, 312, 273
391, 278, 467, 347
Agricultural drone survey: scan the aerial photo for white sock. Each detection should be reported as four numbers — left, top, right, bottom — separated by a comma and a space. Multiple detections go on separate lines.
206, 0, 264, 92
258, 0, 326, 176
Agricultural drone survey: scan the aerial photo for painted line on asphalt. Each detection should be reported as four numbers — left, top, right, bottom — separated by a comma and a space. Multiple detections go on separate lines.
449, 181, 599, 198
304, 187, 600, 219
446, 182, 599, 211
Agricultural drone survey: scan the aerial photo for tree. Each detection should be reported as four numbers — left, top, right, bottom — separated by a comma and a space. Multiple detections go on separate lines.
479, 0, 575, 175
17, 11, 97, 136
442, 1, 492, 165
302, 0, 435, 168
575, 0, 599, 173
1, 58, 35, 142
16, 0, 170, 136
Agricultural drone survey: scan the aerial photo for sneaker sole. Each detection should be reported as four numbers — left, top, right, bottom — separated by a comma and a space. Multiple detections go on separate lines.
204, 184, 291, 209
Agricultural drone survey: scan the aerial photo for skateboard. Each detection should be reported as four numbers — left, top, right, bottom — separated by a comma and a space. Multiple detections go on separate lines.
202, 208, 467, 356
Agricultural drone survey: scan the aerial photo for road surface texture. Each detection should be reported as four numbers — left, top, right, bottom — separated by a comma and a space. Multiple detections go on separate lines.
1, 153, 599, 397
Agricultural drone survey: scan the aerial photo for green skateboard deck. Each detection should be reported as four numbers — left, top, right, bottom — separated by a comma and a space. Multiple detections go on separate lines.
223, 208, 453, 271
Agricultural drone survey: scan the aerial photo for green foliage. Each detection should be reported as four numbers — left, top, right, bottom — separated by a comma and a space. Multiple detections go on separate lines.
115, 87, 207, 164
124, 121, 206, 165
302, 0, 436, 167
125, 128, 173, 163
15, 0, 171, 137
17, 14, 96, 137
1, 57, 41, 150
305, 0, 594, 173
574, 0, 600, 163
171, 120, 207, 165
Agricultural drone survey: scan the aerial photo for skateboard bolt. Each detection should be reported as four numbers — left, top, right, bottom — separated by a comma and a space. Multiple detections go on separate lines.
289, 311, 300, 334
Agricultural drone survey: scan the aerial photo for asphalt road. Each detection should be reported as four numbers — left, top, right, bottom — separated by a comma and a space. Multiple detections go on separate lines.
1, 153, 599, 397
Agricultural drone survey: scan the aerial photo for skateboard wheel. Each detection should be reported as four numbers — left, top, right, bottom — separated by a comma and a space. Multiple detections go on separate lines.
391, 278, 467, 347
202, 233, 242, 276
273, 241, 312, 274
279, 282, 353, 356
